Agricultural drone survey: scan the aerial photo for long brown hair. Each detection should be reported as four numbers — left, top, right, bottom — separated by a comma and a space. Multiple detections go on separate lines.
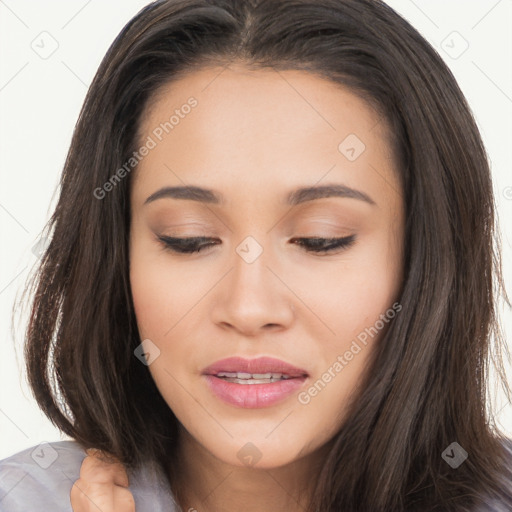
18, 0, 512, 510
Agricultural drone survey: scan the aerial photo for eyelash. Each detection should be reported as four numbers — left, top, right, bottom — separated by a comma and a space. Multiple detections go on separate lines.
157, 235, 356, 255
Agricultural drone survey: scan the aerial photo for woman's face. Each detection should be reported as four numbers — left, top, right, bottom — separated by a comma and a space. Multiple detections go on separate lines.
129, 64, 404, 469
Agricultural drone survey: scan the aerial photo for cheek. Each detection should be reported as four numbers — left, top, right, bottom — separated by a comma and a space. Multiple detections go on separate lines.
130, 259, 171, 340
129, 239, 199, 340
130, 231, 185, 347
297, 246, 401, 430
129, 246, 193, 408
308, 236, 401, 334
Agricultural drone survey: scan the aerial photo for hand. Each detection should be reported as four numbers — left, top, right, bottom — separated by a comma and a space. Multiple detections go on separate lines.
70, 448, 136, 512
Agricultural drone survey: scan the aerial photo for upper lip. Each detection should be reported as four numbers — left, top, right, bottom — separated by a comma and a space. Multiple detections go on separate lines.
202, 356, 309, 378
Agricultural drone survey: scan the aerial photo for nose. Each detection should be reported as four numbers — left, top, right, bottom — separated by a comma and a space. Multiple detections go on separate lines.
210, 239, 295, 336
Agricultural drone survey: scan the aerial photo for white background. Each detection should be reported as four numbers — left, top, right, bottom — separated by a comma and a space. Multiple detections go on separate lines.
1, 0, 511, 460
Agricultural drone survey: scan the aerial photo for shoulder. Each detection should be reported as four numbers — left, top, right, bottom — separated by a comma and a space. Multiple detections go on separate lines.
475, 437, 512, 512
0, 440, 180, 512
502, 436, 512, 459
0, 440, 87, 512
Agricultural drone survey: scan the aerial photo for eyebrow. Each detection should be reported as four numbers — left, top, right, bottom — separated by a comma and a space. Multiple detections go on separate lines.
143, 183, 376, 206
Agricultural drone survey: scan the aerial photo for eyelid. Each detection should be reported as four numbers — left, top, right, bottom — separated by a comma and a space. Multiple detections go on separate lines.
291, 235, 356, 253
156, 234, 356, 255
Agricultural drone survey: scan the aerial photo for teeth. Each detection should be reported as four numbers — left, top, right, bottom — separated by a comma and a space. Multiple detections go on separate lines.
220, 377, 285, 384
216, 372, 291, 380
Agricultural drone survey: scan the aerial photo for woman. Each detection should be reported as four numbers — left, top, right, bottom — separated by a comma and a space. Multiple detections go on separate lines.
1, 0, 511, 511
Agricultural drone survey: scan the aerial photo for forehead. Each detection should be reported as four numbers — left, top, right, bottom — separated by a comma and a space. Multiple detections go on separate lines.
132, 64, 398, 206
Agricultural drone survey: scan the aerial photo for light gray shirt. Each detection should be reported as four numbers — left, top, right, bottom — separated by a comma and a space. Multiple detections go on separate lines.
2, 438, 511, 511
0, 440, 180, 511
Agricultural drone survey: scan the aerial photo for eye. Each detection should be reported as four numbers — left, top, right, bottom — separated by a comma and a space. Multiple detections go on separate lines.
157, 235, 356, 254
157, 236, 219, 254
290, 235, 356, 253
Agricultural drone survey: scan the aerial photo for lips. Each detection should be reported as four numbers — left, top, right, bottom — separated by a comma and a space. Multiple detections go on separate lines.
201, 356, 309, 378
201, 356, 309, 408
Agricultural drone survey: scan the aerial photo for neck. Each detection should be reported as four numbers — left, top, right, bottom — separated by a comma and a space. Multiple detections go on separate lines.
167, 426, 331, 512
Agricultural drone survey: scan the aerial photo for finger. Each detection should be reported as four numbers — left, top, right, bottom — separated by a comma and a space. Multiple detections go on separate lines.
85, 448, 118, 463
80, 457, 129, 488
71, 479, 135, 512
80, 451, 130, 488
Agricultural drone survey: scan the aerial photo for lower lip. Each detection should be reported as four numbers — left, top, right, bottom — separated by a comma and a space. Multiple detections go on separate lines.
203, 375, 307, 408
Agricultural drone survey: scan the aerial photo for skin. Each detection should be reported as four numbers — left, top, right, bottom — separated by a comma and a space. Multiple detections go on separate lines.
70, 450, 135, 512
125, 63, 405, 512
